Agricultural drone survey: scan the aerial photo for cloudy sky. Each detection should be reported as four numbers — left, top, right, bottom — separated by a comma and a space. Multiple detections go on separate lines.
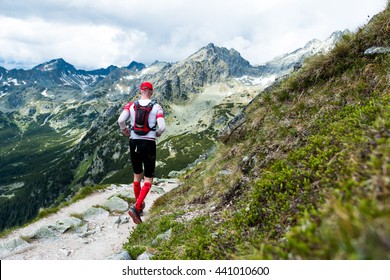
0, 0, 387, 70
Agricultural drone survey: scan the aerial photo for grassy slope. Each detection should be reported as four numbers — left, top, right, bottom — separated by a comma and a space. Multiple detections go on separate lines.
124, 3, 390, 260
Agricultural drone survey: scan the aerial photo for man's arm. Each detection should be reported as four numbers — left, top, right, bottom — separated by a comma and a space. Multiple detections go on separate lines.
155, 104, 165, 137
156, 117, 165, 137
118, 110, 130, 136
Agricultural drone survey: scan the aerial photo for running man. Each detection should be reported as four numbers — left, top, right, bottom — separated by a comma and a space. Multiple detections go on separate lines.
117, 81, 166, 224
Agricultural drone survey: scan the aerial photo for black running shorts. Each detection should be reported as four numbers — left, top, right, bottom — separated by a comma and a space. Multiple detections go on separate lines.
129, 139, 156, 178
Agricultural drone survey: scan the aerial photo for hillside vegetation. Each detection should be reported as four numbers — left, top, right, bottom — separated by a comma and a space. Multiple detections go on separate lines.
124, 3, 390, 259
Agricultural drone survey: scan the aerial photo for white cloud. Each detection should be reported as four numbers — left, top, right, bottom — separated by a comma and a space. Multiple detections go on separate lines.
0, 0, 387, 70
0, 15, 147, 69
221, 0, 387, 65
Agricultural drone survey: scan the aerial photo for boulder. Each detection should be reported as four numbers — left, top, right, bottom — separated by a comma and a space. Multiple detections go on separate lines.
137, 251, 154, 260
364, 46, 390, 56
82, 207, 110, 221
106, 250, 132, 260
0, 237, 32, 259
151, 228, 172, 246
29, 225, 59, 239
103, 196, 129, 212
219, 112, 246, 144
47, 217, 83, 233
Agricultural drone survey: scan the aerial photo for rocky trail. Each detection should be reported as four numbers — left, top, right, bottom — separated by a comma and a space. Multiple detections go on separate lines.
0, 179, 179, 260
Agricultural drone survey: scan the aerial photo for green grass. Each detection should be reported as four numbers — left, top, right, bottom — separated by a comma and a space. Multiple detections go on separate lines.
73, 155, 94, 183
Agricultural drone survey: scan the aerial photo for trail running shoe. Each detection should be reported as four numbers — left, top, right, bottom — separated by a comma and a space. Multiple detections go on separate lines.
132, 201, 145, 215
128, 207, 142, 224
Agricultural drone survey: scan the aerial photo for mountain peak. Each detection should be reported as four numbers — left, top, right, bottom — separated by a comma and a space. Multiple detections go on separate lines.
125, 61, 146, 71
189, 43, 250, 67
33, 58, 76, 72
204, 42, 216, 50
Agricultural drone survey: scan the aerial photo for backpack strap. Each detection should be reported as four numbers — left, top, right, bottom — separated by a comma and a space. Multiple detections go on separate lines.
149, 100, 157, 107
148, 100, 157, 131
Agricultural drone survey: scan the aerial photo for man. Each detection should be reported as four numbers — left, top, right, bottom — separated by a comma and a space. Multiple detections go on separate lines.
117, 81, 165, 224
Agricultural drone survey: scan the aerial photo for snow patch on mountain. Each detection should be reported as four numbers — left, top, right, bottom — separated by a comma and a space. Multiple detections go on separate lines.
40, 61, 58, 72
3, 78, 21, 86
236, 74, 276, 87
41, 88, 52, 98
59, 73, 95, 89
122, 75, 138, 81
115, 84, 130, 94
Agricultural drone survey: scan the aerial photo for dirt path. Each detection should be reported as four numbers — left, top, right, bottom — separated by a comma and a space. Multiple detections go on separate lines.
0, 179, 179, 260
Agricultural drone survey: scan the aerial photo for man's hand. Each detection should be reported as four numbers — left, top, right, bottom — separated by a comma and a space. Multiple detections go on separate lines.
122, 127, 130, 137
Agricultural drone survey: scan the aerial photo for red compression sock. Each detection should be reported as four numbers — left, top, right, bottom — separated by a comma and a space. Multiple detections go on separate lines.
136, 182, 152, 211
133, 181, 141, 200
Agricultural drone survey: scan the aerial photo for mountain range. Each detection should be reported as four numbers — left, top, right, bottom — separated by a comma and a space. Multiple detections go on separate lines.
0, 30, 345, 231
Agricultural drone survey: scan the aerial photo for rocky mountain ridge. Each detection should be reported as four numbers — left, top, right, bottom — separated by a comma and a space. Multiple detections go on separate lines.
0, 59, 146, 90
264, 30, 348, 75
0, 31, 344, 109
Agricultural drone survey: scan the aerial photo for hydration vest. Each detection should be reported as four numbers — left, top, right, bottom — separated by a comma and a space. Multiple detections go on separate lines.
132, 100, 157, 135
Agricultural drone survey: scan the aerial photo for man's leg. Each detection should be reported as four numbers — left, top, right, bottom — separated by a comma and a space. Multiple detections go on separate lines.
135, 177, 153, 211
130, 139, 144, 200
128, 140, 144, 223
135, 140, 156, 212
133, 173, 142, 200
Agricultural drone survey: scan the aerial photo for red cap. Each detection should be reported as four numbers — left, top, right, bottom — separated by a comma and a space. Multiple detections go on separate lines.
140, 81, 153, 91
